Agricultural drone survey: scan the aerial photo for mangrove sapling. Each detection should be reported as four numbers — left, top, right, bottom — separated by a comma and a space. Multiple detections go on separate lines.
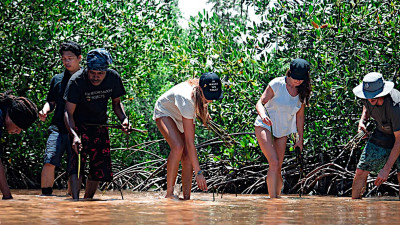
206, 120, 236, 148
295, 146, 305, 197
84, 123, 148, 134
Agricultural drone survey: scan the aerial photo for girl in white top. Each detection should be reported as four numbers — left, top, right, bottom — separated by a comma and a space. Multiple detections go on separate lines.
153, 72, 223, 200
255, 59, 312, 198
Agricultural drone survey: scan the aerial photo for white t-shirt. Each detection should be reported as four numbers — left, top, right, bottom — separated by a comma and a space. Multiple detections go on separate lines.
254, 76, 302, 138
153, 82, 196, 133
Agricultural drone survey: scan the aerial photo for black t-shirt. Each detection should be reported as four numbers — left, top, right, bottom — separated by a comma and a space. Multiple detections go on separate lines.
64, 68, 126, 125
47, 69, 80, 133
0, 107, 5, 138
0, 107, 6, 157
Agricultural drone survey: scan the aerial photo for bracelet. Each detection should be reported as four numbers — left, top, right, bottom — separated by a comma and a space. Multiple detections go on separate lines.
196, 170, 203, 177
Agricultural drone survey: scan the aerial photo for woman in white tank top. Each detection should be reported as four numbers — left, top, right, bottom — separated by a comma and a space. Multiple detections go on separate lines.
254, 59, 312, 198
153, 72, 223, 200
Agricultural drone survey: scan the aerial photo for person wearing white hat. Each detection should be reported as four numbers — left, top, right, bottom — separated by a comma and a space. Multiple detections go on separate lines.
352, 72, 400, 199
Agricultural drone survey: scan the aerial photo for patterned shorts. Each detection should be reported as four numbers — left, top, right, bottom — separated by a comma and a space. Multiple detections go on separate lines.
357, 141, 400, 174
68, 125, 113, 182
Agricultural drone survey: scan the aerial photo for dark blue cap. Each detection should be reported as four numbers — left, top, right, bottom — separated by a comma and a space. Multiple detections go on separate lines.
87, 48, 113, 71
290, 58, 310, 80
199, 72, 223, 100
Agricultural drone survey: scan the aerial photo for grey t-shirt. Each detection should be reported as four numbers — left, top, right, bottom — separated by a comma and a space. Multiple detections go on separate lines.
363, 89, 400, 135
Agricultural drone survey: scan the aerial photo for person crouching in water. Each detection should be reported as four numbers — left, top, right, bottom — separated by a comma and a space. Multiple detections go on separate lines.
0, 91, 38, 199
153, 72, 223, 199
254, 59, 312, 198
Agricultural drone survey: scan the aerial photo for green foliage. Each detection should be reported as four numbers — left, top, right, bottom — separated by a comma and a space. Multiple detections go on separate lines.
1, 0, 400, 192
250, 0, 400, 158
0, 0, 182, 186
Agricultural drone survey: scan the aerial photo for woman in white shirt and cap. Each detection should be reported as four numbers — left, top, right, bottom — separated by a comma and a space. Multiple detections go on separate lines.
254, 59, 312, 198
153, 72, 223, 200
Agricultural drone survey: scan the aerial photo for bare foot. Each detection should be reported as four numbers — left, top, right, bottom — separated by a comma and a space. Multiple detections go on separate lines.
165, 194, 179, 200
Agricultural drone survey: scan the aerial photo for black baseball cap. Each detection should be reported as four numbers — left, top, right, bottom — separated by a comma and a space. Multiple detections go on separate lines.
290, 58, 310, 80
199, 72, 223, 100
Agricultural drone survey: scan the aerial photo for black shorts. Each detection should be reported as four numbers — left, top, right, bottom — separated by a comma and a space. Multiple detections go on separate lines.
68, 125, 113, 182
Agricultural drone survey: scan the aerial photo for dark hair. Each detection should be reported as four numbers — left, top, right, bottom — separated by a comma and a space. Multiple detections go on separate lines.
187, 79, 209, 125
59, 41, 82, 57
0, 91, 38, 130
286, 69, 312, 106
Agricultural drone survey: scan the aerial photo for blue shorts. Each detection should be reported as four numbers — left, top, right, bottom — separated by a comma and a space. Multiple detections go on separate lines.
43, 130, 72, 168
357, 141, 400, 174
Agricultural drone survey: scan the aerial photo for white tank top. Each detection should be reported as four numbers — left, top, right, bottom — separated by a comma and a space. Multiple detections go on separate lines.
254, 76, 302, 138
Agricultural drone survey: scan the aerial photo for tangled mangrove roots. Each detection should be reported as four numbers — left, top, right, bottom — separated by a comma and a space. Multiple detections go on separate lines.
107, 131, 399, 197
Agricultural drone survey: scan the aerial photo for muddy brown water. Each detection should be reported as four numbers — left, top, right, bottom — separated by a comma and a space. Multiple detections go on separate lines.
1, 190, 400, 224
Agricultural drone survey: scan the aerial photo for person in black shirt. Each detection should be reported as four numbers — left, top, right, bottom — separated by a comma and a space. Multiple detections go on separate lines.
0, 91, 38, 199
39, 41, 82, 196
64, 48, 130, 200
352, 72, 400, 199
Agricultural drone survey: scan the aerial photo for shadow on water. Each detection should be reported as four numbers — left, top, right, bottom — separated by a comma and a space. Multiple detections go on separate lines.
1, 190, 400, 224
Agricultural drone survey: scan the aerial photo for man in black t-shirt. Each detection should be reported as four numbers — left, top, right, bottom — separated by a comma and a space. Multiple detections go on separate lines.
352, 72, 400, 199
39, 41, 82, 196
64, 48, 130, 200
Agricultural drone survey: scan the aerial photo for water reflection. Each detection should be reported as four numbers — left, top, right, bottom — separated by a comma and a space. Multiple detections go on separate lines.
0, 190, 399, 224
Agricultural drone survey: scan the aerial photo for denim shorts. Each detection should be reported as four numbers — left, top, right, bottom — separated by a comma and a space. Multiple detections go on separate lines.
357, 141, 400, 174
67, 125, 112, 182
43, 130, 72, 168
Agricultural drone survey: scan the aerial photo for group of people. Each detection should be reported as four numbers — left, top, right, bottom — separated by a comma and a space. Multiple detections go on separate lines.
254, 60, 400, 199
0, 40, 399, 201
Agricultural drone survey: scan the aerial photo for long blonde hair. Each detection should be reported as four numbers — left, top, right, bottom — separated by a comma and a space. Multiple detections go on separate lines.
187, 79, 209, 125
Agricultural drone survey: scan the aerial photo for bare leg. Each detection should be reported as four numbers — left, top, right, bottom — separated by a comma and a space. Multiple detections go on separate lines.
67, 178, 72, 196
70, 174, 81, 200
181, 140, 193, 200
397, 172, 400, 198
0, 160, 12, 199
352, 168, 369, 199
84, 178, 100, 199
156, 117, 185, 198
41, 163, 55, 195
273, 136, 288, 197
255, 126, 281, 198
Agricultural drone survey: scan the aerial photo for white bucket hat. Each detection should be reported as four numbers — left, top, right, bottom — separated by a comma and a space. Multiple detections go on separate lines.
353, 72, 394, 99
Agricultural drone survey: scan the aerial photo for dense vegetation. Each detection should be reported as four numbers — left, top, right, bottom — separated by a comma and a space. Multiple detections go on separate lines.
1, 0, 399, 196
